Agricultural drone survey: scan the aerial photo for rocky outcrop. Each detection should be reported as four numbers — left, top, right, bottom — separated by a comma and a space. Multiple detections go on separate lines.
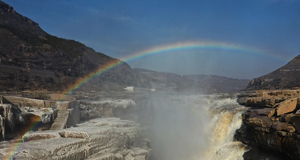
77, 99, 138, 121
246, 55, 300, 90
0, 94, 82, 139
0, 93, 152, 160
0, 118, 151, 160
235, 89, 300, 160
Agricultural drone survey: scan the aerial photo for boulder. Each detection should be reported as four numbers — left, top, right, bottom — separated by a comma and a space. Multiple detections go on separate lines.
271, 122, 295, 133
256, 108, 276, 117
289, 115, 300, 134
276, 98, 298, 116
279, 113, 294, 123
22, 131, 61, 142
245, 116, 273, 128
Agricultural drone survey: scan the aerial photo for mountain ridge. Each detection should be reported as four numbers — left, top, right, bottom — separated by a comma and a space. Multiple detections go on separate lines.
247, 54, 300, 90
134, 68, 250, 92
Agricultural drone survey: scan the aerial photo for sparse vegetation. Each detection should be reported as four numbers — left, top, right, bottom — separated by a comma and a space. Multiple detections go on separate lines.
44, 34, 85, 58
0, 24, 85, 58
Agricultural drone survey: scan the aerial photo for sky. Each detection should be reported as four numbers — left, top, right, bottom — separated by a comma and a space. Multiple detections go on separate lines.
3, 0, 300, 79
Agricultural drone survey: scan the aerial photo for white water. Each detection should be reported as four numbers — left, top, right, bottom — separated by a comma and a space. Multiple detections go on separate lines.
146, 93, 248, 160
200, 95, 248, 160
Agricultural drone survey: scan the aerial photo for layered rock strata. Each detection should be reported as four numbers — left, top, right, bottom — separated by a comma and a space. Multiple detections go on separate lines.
0, 118, 150, 160
0, 93, 150, 160
0, 94, 79, 139
77, 99, 138, 121
236, 89, 300, 160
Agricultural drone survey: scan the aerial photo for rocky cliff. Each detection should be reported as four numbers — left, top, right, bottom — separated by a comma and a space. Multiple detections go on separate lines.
246, 55, 300, 90
236, 90, 300, 160
0, 1, 151, 91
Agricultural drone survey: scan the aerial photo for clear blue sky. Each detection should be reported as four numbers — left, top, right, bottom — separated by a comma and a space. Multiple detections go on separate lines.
3, 0, 300, 79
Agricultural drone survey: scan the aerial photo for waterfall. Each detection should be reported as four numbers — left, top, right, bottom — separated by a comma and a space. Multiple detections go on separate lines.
146, 93, 248, 160
200, 96, 248, 160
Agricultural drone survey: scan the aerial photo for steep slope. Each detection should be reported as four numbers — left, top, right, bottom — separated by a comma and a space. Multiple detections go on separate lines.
0, 1, 150, 91
134, 68, 250, 93
247, 55, 300, 90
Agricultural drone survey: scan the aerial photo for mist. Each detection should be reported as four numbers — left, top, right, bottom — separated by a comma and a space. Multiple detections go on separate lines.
138, 92, 248, 160
142, 93, 209, 160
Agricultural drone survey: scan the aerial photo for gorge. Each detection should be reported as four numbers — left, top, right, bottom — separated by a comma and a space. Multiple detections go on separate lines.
0, 91, 249, 160
1, 1, 300, 159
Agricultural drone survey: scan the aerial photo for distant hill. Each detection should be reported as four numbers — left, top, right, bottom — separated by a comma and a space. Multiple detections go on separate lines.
0, 1, 150, 91
134, 68, 250, 93
247, 55, 300, 90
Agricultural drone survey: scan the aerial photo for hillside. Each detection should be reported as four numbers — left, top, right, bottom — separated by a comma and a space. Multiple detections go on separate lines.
247, 55, 300, 90
134, 68, 250, 93
0, 1, 150, 91
0, 1, 250, 93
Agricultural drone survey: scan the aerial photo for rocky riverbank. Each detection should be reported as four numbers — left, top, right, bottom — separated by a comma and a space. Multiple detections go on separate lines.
235, 89, 300, 160
0, 92, 152, 160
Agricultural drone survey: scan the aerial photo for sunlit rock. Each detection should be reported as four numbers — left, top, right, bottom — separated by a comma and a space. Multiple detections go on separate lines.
276, 98, 298, 116
236, 89, 300, 160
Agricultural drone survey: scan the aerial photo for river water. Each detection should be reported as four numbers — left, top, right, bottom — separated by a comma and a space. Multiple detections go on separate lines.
145, 93, 248, 160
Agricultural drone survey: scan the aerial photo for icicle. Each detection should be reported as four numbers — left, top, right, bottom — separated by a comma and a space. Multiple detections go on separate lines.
4, 104, 14, 131
0, 115, 4, 139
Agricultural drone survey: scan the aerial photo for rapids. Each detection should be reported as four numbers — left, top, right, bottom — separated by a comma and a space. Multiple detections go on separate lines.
144, 93, 248, 160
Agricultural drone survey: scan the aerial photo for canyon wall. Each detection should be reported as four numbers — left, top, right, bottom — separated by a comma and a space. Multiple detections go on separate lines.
236, 89, 300, 160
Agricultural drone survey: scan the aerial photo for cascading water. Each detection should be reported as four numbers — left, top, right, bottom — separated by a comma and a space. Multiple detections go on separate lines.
200, 95, 248, 160
145, 93, 248, 160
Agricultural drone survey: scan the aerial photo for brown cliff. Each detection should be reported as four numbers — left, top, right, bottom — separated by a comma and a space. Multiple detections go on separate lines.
236, 90, 300, 160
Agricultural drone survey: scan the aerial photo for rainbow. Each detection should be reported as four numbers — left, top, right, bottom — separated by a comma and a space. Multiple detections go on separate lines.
5, 41, 278, 159
4, 121, 41, 160
63, 41, 279, 94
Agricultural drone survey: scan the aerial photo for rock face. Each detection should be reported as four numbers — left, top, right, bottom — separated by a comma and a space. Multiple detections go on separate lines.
0, 118, 150, 160
247, 55, 300, 90
0, 94, 84, 140
235, 89, 300, 160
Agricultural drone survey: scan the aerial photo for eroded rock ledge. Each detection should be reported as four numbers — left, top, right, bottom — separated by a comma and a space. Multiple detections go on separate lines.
0, 118, 150, 160
0, 94, 151, 160
235, 89, 300, 160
